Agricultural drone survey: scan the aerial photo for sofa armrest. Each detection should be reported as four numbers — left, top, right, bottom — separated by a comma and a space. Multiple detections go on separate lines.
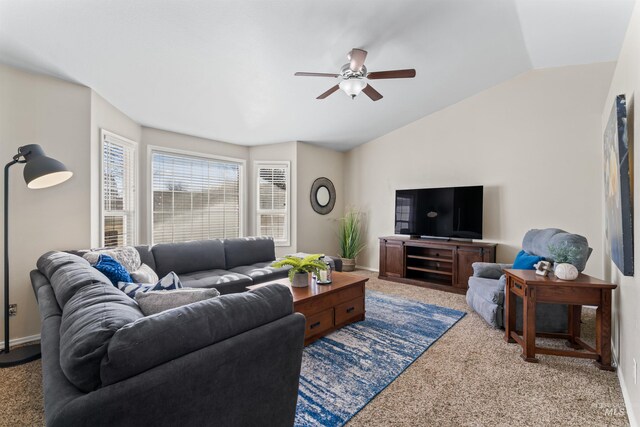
49, 313, 305, 427
328, 256, 342, 272
472, 262, 513, 279
100, 283, 294, 386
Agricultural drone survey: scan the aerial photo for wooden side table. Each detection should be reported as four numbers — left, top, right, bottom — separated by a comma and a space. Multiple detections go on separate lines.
503, 269, 617, 370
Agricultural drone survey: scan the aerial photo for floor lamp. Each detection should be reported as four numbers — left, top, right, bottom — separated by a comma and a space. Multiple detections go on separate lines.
1, 144, 72, 367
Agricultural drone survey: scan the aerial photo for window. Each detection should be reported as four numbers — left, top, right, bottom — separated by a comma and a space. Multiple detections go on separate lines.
395, 195, 415, 234
255, 162, 290, 245
101, 130, 137, 247
151, 149, 243, 244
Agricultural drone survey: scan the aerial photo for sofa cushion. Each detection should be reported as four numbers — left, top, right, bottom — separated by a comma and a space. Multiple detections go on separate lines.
180, 269, 252, 294
117, 272, 183, 298
94, 255, 133, 286
152, 239, 226, 277
135, 288, 221, 315
135, 245, 157, 272
522, 228, 591, 272
60, 282, 144, 392
37, 250, 91, 279
468, 275, 506, 305
37, 252, 112, 309
223, 237, 276, 269
229, 261, 291, 284
100, 283, 294, 386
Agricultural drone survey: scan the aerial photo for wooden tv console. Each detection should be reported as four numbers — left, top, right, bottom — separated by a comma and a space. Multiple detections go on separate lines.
379, 236, 497, 294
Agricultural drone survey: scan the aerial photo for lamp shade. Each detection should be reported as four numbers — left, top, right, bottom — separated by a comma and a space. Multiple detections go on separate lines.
339, 78, 367, 98
20, 144, 73, 189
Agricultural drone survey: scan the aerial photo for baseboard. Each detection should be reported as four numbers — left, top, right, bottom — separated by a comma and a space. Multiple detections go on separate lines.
0, 334, 41, 351
356, 265, 379, 273
618, 366, 639, 427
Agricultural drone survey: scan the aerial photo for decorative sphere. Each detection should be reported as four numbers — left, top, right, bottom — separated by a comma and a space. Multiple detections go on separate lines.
555, 263, 579, 280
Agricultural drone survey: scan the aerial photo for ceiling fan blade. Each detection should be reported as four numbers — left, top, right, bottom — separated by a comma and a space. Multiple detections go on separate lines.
367, 69, 416, 79
295, 72, 340, 78
362, 84, 383, 101
317, 85, 340, 99
349, 48, 368, 72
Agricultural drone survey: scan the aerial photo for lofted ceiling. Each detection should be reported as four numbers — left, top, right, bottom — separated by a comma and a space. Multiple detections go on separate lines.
0, 0, 635, 151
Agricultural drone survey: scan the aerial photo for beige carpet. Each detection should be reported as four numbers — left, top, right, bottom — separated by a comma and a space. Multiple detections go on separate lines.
0, 270, 628, 427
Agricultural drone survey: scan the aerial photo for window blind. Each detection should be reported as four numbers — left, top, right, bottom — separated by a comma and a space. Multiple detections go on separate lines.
152, 150, 242, 244
256, 163, 289, 244
102, 131, 137, 247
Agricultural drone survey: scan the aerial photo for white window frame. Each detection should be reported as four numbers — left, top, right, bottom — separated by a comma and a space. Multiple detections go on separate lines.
100, 129, 139, 247
254, 161, 290, 247
147, 145, 246, 245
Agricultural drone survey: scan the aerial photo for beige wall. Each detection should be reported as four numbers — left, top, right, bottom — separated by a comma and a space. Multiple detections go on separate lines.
344, 62, 614, 276
139, 127, 251, 244
249, 141, 298, 257
296, 142, 344, 257
90, 91, 142, 247
601, 2, 640, 423
0, 64, 92, 344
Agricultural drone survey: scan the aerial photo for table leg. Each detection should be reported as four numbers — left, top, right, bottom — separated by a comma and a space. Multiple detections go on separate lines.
504, 276, 516, 343
594, 290, 615, 371
566, 305, 583, 349
521, 285, 538, 363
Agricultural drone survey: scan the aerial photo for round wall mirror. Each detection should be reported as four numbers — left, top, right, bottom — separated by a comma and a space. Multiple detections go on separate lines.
310, 177, 336, 215
316, 186, 330, 206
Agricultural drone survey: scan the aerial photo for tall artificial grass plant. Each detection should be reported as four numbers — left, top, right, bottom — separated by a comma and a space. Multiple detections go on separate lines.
338, 208, 365, 261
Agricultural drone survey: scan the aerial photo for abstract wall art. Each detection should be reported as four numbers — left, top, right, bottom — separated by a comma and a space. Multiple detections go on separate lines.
604, 94, 633, 276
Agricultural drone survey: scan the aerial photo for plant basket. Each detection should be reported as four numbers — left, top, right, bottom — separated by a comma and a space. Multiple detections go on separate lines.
341, 258, 356, 272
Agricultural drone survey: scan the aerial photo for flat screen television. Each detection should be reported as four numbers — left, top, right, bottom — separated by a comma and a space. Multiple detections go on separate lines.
394, 185, 483, 239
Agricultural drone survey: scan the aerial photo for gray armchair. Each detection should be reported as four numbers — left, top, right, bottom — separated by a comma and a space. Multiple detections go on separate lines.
466, 228, 592, 332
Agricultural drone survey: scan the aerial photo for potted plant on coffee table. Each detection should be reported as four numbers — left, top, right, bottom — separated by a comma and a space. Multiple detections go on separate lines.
272, 254, 328, 288
338, 208, 365, 272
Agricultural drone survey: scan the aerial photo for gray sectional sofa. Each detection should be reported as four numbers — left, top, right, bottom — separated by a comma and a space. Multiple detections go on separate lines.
30, 236, 338, 427
74, 236, 342, 295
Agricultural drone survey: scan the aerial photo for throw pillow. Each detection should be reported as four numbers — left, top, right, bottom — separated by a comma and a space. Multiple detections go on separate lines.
118, 271, 183, 299
135, 288, 221, 316
512, 250, 544, 270
94, 255, 133, 286
130, 263, 159, 284
83, 246, 141, 273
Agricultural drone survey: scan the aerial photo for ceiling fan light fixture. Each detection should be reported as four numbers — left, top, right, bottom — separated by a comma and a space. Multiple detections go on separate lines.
339, 78, 367, 99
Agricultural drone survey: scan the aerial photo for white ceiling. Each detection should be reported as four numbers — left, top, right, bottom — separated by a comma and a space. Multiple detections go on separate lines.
0, 0, 635, 151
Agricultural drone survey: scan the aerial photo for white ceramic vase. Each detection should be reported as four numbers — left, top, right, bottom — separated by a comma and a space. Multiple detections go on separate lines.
291, 272, 310, 288
554, 263, 579, 280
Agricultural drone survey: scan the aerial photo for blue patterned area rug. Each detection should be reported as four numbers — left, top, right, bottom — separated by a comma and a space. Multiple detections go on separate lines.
295, 290, 465, 427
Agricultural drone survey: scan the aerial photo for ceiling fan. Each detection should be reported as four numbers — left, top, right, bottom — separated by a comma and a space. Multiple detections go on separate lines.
295, 48, 416, 101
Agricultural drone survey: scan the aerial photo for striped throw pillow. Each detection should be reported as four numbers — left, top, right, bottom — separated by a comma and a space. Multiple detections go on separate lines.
118, 271, 183, 299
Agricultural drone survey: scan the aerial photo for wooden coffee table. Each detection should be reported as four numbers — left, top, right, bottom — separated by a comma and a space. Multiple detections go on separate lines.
248, 272, 368, 345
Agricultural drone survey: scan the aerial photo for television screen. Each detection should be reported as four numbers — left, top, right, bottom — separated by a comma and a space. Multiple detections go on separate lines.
395, 186, 483, 239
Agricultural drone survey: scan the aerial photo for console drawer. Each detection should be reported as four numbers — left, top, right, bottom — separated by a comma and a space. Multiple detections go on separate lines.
305, 308, 334, 338
335, 297, 364, 325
